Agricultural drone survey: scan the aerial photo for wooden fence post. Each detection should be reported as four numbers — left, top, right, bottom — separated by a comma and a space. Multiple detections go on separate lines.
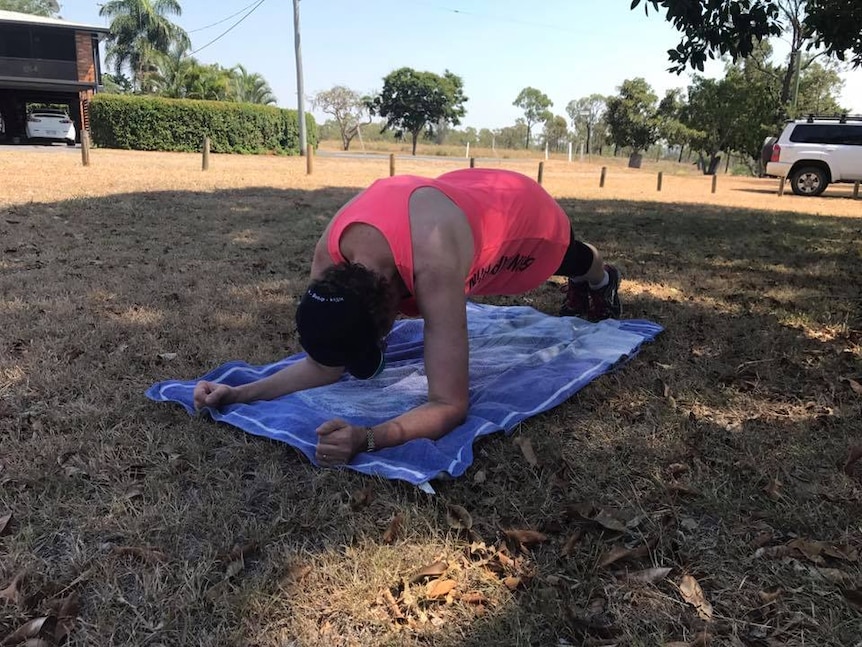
711, 174, 718, 194
389, 153, 395, 177
306, 144, 313, 175
537, 161, 544, 185
202, 136, 210, 171
854, 181, 860, 200
469, 157, 475, 168
657, 171, 663, 192
599, 166, 607, 188
80, 130, 91, 167
777, 177, 785, 197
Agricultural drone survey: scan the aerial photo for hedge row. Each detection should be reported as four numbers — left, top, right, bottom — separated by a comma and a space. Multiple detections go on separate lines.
89, 94, 317, 155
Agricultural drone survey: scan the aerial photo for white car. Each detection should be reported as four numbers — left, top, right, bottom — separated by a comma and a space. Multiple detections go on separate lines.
765, 115, 862, 196
25, 110, 77, 146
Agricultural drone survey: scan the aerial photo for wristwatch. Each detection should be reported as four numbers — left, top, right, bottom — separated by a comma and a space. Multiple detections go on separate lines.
365, 426, 376, 453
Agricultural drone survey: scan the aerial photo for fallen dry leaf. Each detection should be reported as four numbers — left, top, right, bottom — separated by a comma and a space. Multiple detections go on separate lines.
20, 639, 53, 647
626, 567, 672, 584
473, 469, 486, 484
665, 634, 711, 647
285, 564, 313, 583
382, 512, 404, 545
598, 538, 656, 568
112, 545, 168, 564
381, 588, 404, 621
223, 541, 257, 579
426, 578, 457, 599
0, 571, 24, 608
446, 504, 473, 531
560, 529, 584, 557
842, 588, 862, 612
847, 378, 862, 395
0, 512, 12, 536
502, 529, 549, 548
668, 463, 690, 477
50, 593, 80, 642
678, 575, 714, 621
461, 591, 488, 605
1, 616, 57, 645
599, 544, 634, 569
349, 485, 374, 510
157, 352, 177, 361
814, 567, 853, 586
763, 478, 783, 500
592, 508, 628, 533
502, 576, 522, 591
411, 560, 448, 583
123, 484, 143, 501
513, 436, 538, 467
758, 588, 783, 604
844, 445, 862, 475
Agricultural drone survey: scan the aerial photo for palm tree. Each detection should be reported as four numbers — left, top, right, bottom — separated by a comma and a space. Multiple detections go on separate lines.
230, 65, 277, 105
99, 0, 190, 92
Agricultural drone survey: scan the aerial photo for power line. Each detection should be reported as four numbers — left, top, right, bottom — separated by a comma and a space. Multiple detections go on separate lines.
188, 0, 268, 57
187, 0, 263, 34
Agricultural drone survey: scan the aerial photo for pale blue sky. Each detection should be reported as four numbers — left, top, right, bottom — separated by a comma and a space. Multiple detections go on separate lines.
61, 0, 862, 129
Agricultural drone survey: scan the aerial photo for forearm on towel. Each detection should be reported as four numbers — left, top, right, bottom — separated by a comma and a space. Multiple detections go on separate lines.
233, 358, 343, 403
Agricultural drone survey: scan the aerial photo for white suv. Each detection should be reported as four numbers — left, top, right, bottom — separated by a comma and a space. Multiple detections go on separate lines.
766, 116, 862, 196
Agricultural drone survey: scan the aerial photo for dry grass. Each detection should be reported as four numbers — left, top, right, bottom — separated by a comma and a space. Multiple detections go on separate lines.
0, 147, 860, 647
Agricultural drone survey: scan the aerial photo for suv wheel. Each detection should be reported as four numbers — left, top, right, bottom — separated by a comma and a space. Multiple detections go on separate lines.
790, 166, 828, 196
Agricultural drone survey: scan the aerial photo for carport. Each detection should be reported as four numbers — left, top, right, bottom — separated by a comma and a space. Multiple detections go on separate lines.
0, 10, 108, 143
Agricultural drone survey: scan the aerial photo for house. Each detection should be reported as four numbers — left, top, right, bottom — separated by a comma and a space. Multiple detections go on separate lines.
0, 9, 108, 143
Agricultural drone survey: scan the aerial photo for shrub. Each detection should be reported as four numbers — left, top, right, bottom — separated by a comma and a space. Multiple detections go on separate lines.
89, 94, 317, 155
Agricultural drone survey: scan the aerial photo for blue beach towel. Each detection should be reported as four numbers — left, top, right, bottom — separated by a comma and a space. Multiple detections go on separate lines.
147, 303, 662, 490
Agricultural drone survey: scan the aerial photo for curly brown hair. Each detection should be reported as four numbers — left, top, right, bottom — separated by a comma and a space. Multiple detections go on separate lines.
308, 263, 399, 338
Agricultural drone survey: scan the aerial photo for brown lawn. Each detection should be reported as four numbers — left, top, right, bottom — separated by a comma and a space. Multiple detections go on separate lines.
0, 147, 860, 647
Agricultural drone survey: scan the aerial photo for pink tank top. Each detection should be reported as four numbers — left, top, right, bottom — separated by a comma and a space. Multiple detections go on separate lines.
327, 169, 570, 316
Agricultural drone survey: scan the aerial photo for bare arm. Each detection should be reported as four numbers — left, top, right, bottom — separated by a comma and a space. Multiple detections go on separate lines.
194, 356, 344, 409
364, 256, 470, 450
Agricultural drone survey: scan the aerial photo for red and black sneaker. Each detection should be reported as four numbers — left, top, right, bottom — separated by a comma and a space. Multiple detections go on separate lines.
559, 279, 590, 317
587, 264, 622, 321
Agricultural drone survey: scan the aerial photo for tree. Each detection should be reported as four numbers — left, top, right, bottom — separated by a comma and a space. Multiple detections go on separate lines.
0, 0, 58, 15
565, 94, 605, 155
513, 87, 553, 149
655, 89, 697, 162
542, 115, 569, 153
368, 68, 467, 155
99, 0, 190, 92
230, 65, 276, 105
497, 120, 529, 150
313, 86, 370, 151
633, 0, 862, 70
605, 78, 660, 167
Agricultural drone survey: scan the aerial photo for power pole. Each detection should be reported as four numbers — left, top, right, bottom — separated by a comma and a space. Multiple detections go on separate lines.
293, 0, 307, 155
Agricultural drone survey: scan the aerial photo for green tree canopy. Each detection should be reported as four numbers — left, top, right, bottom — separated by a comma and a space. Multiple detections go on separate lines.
231, 64, 276, 105
565, 94, 606, 154
633, 0, 862, 70
0, 0, 58, 15
605, 78, 660, 166
513, 87, 553, 149
368, 67, 467, 155
100, 0, 190, 91
313, 85, 369, 151
542, 115, 569, 153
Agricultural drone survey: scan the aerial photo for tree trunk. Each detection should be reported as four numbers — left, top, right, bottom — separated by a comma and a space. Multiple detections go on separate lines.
614, 144, 620, 157
411, 130, 419, 156
628, 152, 643, 169
585, 125, 592, 155
703, 154, 721, 175
725, 153, 731, 174
678, 145, 685, 164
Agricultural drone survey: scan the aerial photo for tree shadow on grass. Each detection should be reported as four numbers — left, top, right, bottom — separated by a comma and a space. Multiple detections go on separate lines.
0, 189, 859, 646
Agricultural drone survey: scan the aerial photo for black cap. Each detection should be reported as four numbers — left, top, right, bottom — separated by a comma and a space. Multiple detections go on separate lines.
295, 285, 384, 380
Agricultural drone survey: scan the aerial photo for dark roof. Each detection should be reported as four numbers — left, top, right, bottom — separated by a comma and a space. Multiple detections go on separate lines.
0, 9, 109, 36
